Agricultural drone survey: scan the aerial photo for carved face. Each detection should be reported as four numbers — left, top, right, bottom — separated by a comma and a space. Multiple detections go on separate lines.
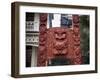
52, 28, 68, 55
54, 29, 66, 40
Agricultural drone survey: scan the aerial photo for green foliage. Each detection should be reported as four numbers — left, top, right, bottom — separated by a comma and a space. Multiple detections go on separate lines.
80, 15, 90, 64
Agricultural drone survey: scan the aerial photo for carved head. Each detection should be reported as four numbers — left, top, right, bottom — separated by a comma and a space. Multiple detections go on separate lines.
54, 28, 66, 40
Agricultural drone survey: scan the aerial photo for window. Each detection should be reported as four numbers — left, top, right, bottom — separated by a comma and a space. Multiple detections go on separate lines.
61, 14, 72, 27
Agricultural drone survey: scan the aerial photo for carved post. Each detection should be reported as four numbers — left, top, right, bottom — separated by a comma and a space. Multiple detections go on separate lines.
71, 15, 82, 64
37, 13, 47, 66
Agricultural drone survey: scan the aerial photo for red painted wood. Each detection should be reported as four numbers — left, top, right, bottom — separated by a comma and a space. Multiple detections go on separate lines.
47, 27, 68, 60
37, 13, 48, 66
37, 14, 82, 66
71, 15, 82, 64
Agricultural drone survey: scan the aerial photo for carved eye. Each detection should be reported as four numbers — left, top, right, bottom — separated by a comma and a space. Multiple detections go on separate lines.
54, 31, 58, 34
62, 32, 66, 35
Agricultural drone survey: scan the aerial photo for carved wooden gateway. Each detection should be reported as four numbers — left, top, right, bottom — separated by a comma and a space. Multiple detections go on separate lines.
37, 14, 82, 66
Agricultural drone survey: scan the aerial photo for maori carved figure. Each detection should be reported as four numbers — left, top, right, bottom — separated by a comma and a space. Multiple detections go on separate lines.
71, 15, 82, 64
37, 13, 47, 66
53, 28, 68, 55
46, 28, 68, 62
37, 14, 82, 66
